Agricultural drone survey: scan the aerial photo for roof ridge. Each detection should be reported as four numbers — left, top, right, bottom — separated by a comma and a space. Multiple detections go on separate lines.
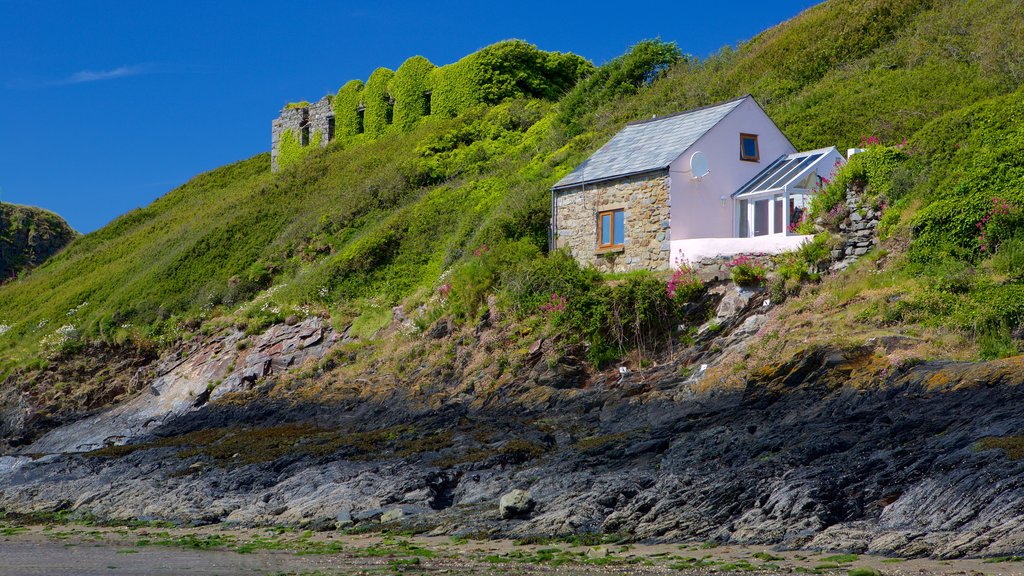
626, 94, 751, 127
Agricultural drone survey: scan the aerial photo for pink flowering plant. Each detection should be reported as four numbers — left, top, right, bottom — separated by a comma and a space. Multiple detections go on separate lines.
976, 197, 1021, 254
728, 254, 767, 287
539, 292, 567, 320
666, 262, 703, 301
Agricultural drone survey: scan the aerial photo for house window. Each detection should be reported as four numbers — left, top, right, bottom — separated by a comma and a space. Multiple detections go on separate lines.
740, 133, 759, 162
598, 209, 625, 248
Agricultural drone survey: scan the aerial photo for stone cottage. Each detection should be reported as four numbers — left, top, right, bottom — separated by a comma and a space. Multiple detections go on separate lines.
550, 95, 844, 272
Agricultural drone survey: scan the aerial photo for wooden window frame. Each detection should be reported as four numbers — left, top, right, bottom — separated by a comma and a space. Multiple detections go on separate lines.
740, 133, 760, 162
598, 209, 624, 250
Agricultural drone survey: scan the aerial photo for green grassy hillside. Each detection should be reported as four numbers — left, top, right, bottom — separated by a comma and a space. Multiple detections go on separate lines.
2, 0, 1024, 372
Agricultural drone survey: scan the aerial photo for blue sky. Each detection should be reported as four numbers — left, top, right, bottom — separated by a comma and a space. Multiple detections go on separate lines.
0, 0, 819, 233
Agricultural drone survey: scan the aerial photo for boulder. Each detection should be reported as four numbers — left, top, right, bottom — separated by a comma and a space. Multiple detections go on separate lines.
499, 489, 535, 519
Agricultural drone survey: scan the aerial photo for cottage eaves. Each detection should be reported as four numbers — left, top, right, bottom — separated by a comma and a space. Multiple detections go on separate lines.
551, 95, 750, 191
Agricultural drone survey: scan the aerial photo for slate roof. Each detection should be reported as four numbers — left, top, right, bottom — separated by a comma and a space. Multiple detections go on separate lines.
552, 95, 750, 191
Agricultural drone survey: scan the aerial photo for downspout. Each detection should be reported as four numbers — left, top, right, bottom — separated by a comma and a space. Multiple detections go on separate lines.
549, 188, 556, 252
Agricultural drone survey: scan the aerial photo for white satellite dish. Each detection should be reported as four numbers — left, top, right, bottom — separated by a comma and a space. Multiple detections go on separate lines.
690, 151, 710, 179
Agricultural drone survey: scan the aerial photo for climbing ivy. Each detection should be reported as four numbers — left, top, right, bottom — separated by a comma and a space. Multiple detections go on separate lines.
332, 80, 365, 140
431, 56, 480, 118
363, 67, 396, 137
390, 56, 436, 130
278, 129, 322, 171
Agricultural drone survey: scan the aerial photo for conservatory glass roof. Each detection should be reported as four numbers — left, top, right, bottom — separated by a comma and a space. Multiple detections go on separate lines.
733, 148, 835, 198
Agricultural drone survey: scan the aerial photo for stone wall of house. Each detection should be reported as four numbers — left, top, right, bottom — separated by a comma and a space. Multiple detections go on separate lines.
270, 107, 307, 172
554, 172, 671, 273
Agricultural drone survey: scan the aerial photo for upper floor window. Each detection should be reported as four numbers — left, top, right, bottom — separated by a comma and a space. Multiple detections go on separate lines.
598, 209, 624, 249
740, 133, 759, 162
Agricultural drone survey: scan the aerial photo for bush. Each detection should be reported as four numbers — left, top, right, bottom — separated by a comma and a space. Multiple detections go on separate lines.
991, 235, 1024, 280
728, 255, 767, 287
558, 39, 683, 137
666, 263, 703, 301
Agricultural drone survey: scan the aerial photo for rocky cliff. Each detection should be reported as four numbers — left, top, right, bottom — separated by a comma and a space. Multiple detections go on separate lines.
3, 288, 1024, 559
0, 204, 77, 280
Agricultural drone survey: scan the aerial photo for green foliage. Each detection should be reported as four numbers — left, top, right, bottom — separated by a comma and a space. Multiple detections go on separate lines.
991, 236, 1024, 281
277, 129, 322, 171
471, 40, 593, 104
431, 40, 592, 119
363, 67, 396, 137
430, 57, 477, 118
390, 56, 436, 130
728, 255, 767, 287
332, 80, 364, 139
348, 303, 393, 340
809, 146, 905, 221
558, 39, 683, 137
908, 90, 1024, 263
284, 101, 310, 109
775, 233, 834, 282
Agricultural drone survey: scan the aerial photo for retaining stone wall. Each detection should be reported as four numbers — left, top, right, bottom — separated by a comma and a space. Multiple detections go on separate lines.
690, 253, 777, 283
554, 172, 671, 274
830, 183, 880, 271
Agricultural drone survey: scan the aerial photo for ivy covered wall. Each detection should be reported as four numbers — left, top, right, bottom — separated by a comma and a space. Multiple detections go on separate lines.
332, 79, 365, 139
278, 129, 322, 171
363, 67, 396, 138
390, 56, 436, 130
271, 40, 593, 170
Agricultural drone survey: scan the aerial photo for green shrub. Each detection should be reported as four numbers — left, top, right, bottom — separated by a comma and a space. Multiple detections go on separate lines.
728, 255, 767, 287
991, 236, 1024, 280
558, 39, 683, 137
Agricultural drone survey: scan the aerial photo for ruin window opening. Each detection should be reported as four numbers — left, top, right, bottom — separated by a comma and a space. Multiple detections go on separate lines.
300, 109, 310, 146
385, 95, 395, 125
356, 105, 365, 134
327, 116, 336, 142
423, 90, 432, 116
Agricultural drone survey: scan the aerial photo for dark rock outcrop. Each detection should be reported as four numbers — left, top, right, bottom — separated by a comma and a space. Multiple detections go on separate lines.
0, 203, 77, 280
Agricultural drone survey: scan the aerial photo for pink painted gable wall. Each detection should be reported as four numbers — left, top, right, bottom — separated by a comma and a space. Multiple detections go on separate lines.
668, 97, 795, 241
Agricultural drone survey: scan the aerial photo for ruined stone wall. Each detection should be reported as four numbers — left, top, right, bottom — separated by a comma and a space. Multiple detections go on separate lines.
308, 96, 333, 148
554, 172, 671, 274
271, 107, 306, 172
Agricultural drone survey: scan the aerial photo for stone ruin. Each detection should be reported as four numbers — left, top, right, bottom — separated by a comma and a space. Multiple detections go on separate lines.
270, 97, 335, 172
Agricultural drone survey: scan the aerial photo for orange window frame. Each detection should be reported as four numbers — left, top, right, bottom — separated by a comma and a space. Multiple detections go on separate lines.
740, 133, 760, 162
598, 209, 624, 249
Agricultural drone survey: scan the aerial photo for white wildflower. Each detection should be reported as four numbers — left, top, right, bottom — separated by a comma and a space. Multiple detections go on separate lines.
0, 324, 10, 336
318, 285, 329, 299
37, 319, 48, 329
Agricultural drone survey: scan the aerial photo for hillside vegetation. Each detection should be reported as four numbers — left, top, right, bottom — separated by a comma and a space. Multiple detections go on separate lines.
1, 0, 1024, 379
